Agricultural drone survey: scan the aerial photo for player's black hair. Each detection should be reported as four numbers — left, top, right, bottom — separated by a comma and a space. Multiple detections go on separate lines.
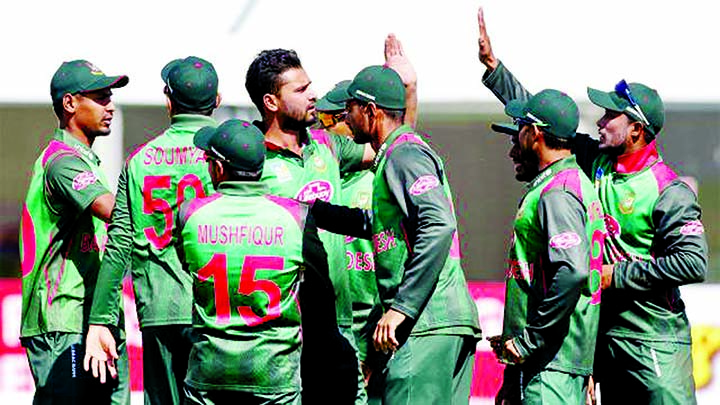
52, 99, 64, 120
164, 86, 215, 117
352, 99, 405, 123
245, 49, 303, 117
542, 131, 572, 151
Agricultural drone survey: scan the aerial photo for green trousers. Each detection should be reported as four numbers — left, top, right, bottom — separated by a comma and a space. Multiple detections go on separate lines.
141, 325, 193, 405
22, 331, 130, 405
597, 336, 696, 404
367, 334, 476, 405
521, 369, 588, 405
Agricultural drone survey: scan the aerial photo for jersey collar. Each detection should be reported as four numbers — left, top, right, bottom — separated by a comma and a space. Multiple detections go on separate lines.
217, 181, 271, 196
170, 114, 216, 128
615, 140, 660, 174
53, 128, 101, 164
372, 124, 414, 171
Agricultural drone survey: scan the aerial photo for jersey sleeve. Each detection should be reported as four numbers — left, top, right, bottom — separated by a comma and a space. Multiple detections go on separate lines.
612, 181, 707, 291
310, 199, 373, 240
44, 153, 110, 214
89, 165, 132, 325
513, 190, 590, 360
383, 143, 456, 320
571, 133, 602, 178
481, 60, 533, 105
331, 133, 365, 175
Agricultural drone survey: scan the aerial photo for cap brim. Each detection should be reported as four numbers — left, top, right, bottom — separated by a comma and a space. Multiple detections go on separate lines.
587, 87, 622, 111
490, 122, 519, 136
193, 125, 216, 151
316, 96, 344, 112
83, 75, 129, 93
161, 59, 183, 83
504, 99, 526, 119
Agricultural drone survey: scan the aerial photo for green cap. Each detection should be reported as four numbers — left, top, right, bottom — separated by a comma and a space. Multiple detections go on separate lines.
194, 119, 266, 176
505, 89, 579, 139
50, 60, 128, 103
316, 80, 351, 112
161, 56, 218, 111
587, 81, 664, 135
341, 65, 405, 109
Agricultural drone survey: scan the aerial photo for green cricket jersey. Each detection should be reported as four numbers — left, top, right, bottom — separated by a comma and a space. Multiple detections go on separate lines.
483, 61, 707, 343
259, 127, 365, 328
176, 181, 308, 393
341, 169, 379, 361
90, 115, 215, 328
20, 129, 117, 337
313, 126, 482, 338
502, 156, 604, 376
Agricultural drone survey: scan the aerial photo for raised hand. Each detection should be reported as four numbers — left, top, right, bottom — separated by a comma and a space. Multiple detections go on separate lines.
478, 7, 499, 70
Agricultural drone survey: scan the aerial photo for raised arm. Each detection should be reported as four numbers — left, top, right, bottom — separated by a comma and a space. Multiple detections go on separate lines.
384, 33, 418, 128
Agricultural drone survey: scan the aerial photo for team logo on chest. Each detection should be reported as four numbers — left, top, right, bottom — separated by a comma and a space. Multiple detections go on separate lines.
618, 189, 636, 214
272, 162, 293, 183
296, 180, 333, 202
312, 155, 327, 172
354, 191, 371, 209
72, 171, 98, 191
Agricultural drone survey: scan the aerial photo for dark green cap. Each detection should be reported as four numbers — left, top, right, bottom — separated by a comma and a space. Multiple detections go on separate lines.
194, 119, 266, 176
50, 60, 128, 103
341, 65, 405, 109
161, 56, 218, 111
505, 89, 579, 139
316, 80, 351, 112
587, 81, 664, 135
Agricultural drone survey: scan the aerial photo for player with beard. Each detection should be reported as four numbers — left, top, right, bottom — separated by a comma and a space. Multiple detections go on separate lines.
244, 35, 416, 404
477, 7, 707, 404
488, 90, 604, 404
310, 64, 481, 404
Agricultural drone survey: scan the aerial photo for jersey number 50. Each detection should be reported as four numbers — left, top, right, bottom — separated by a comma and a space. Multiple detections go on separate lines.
143, 174, 206, 249
198, 253, 285, 327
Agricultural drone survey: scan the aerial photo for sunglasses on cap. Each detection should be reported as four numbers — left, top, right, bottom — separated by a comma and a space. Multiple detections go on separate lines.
614, 79, 650, 127
514, 112, 549, 128
318, 111, 347, 128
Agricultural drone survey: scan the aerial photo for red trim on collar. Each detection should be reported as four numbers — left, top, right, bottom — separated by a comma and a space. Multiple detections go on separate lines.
264, 141, 284, 152
615, 140, 660, 174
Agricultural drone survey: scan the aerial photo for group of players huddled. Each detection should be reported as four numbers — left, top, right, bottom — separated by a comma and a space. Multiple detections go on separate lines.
19, 7, 707, 405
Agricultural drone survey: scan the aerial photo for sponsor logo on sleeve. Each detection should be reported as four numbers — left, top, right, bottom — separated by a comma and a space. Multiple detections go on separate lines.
604, 214, 621, 238
680, 220, 705, 236
72, 171, 98, 191
296, 180, 333, 203
549, 231, 582, 249
408, 175, 440, 196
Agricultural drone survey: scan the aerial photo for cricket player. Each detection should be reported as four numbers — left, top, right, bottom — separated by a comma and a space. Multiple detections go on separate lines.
244, 35, 417, 404
489, 89, 604, 403
311, 64, 482, 404
177, 118, 325, 405
85, 56, 220, 404
19, 60, 130, 404
477, 8, 708, 403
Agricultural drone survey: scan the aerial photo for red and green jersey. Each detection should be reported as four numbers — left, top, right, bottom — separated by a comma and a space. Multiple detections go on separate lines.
590, 141, 706, 343
503, 156, 604, 376
341, 169, 378, 361
20, 129, 116, 337
259, 127, 364, 327
372, 126, 481, 337
177, 181, 307, 393
89, 115, 215, 328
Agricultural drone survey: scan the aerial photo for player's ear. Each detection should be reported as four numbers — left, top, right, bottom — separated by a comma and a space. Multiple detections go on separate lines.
263, 93, 279, 113
214, 93, 223, 109
63, 93, 77, 114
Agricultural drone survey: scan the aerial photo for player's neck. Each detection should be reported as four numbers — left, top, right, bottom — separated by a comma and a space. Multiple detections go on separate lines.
264, 121, 304, 156
62, 124, 94, 148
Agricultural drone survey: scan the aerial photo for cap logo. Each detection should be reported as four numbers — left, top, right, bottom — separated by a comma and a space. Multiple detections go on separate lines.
355, 89, 376, 101
83, 61, 104, 76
